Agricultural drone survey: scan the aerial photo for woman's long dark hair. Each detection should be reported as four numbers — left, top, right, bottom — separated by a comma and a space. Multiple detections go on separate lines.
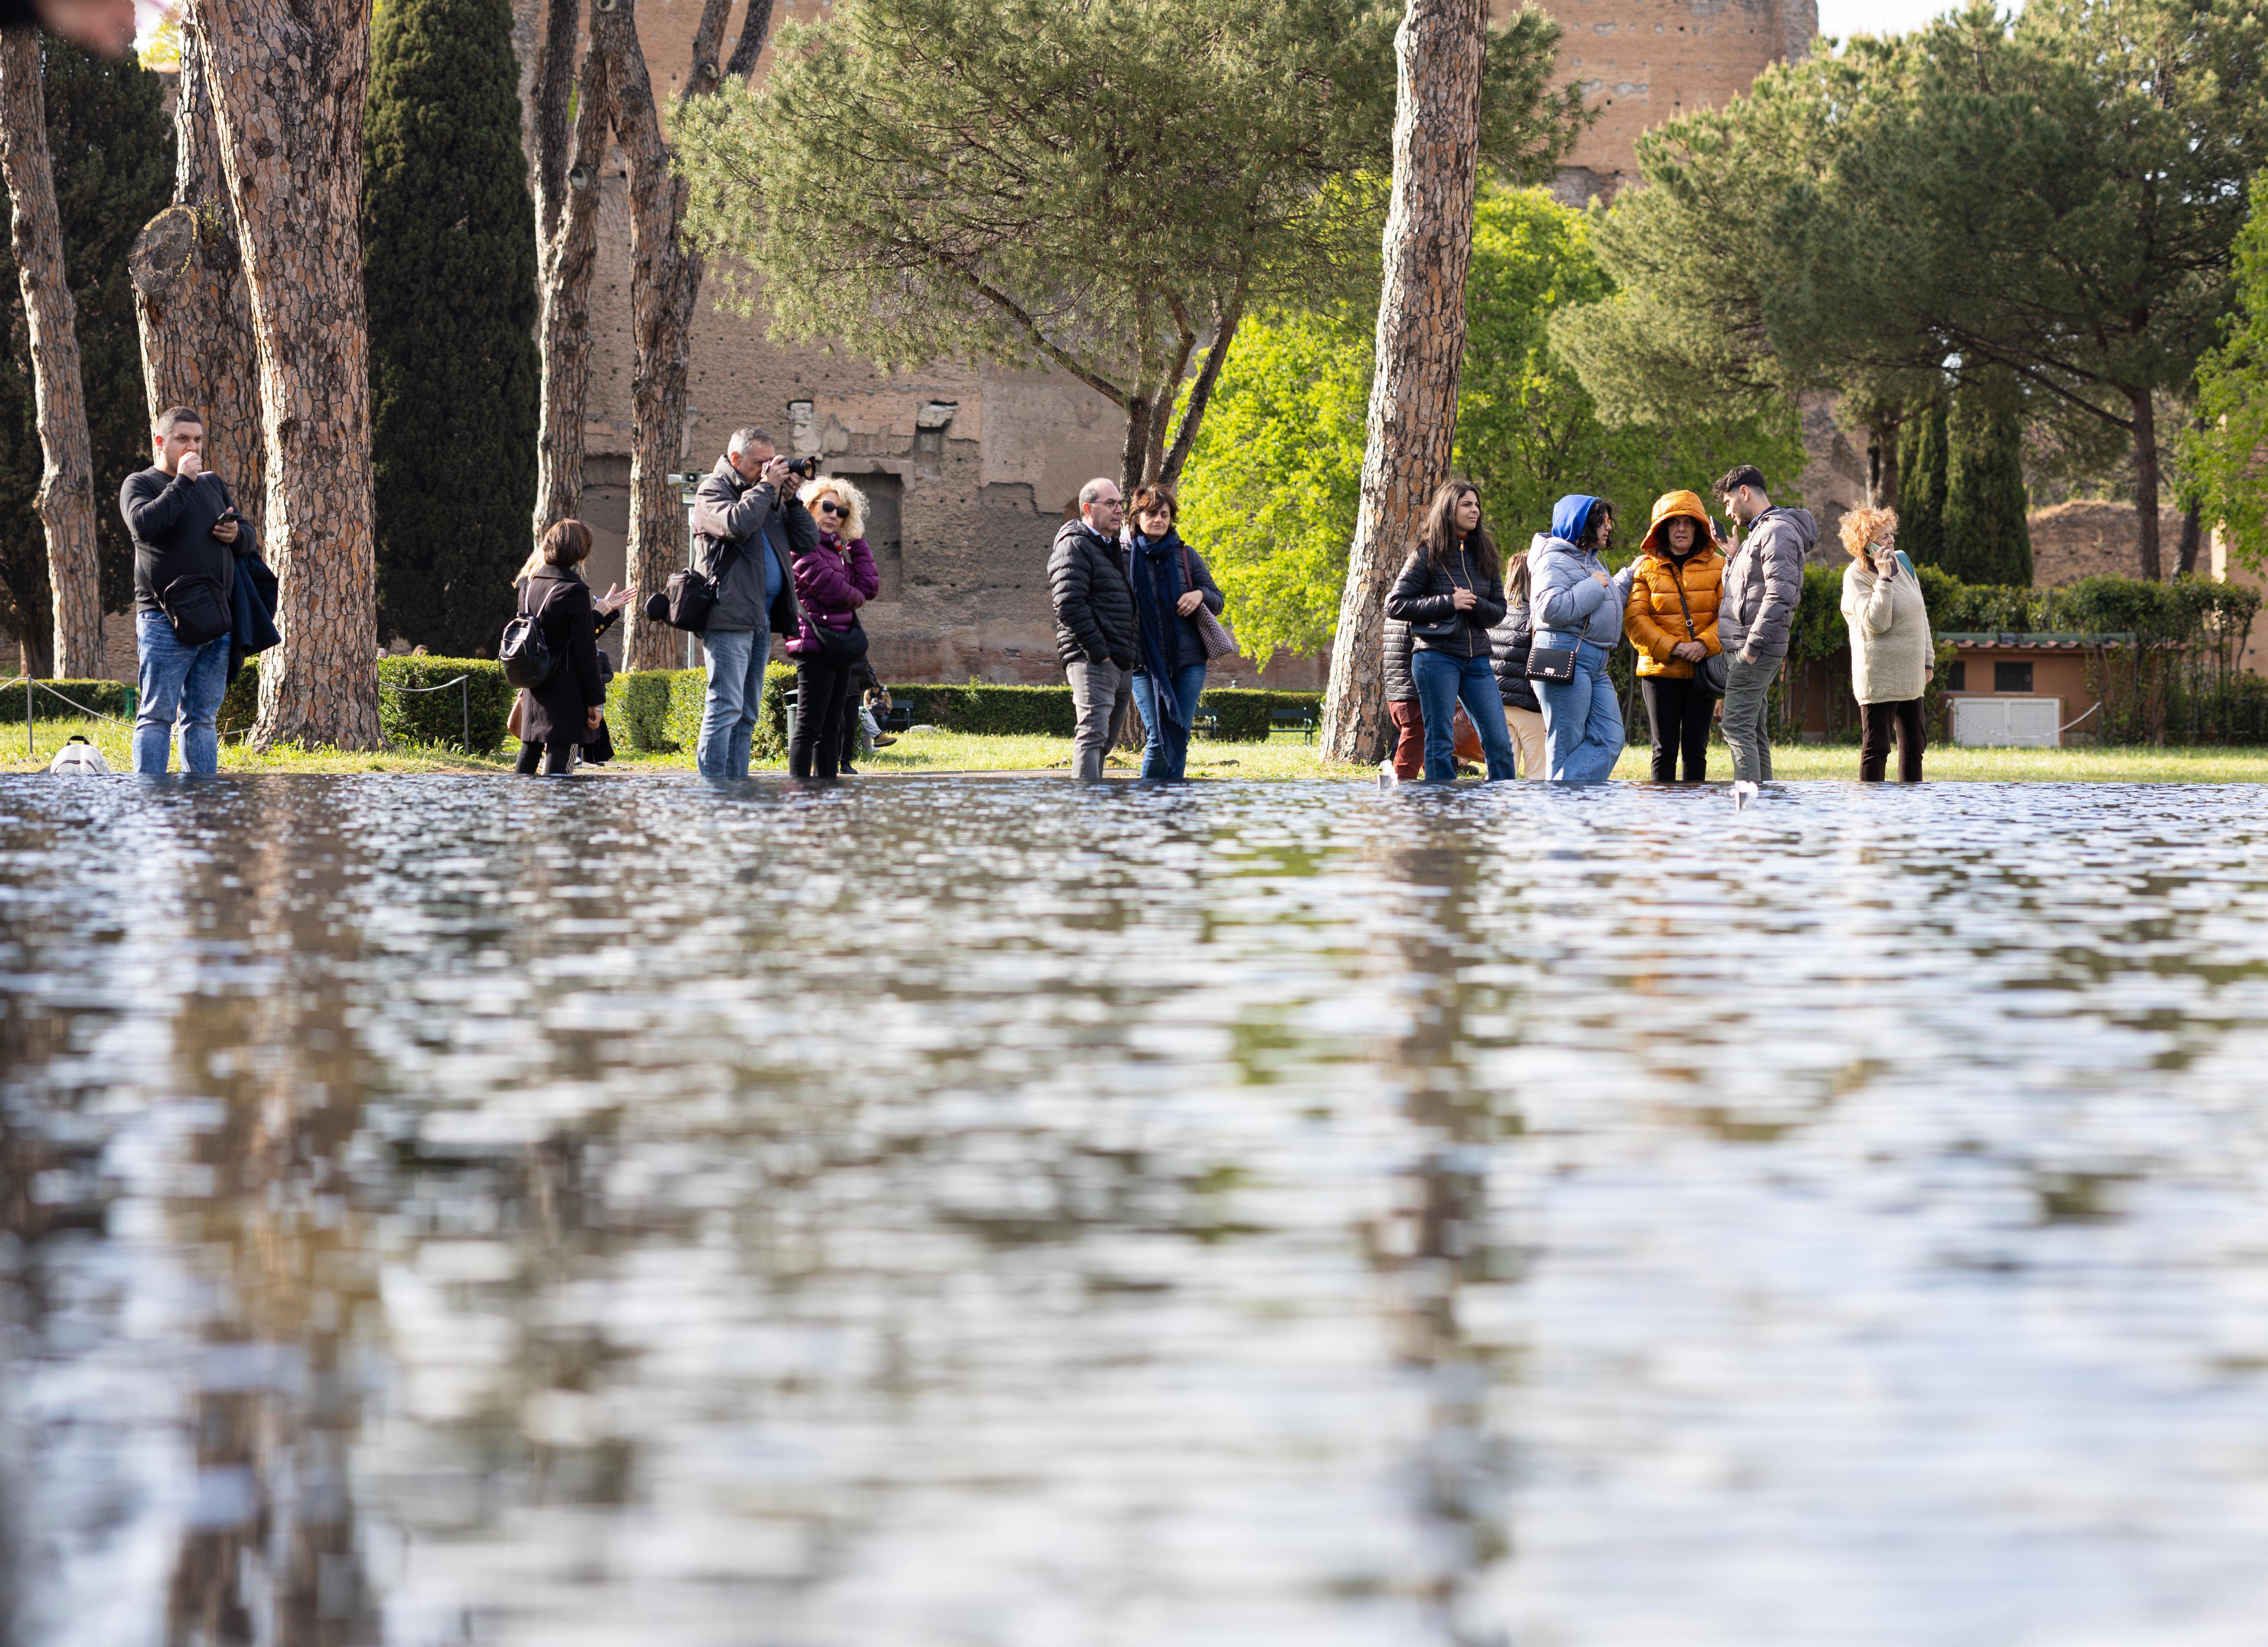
1419, 481, 1499, 582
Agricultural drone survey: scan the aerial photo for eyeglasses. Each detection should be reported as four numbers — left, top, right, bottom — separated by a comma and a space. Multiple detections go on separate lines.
816, 502, 846, 517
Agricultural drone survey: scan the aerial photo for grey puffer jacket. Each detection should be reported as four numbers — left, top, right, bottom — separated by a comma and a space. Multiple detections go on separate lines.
1048, 518, 1136, 668
1383, 617, 1416, 704
1717, 506, 1815, 662
1528, 533, 1637, 648
690, 457, 814, 635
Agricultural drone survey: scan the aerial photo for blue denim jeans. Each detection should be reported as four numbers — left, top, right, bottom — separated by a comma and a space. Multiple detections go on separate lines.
1411, 648, 1517, 782
696, 628, 769, 778
1537, 639, 1624, 782
1129, 662, 1209, 780
134, 610, 229, 774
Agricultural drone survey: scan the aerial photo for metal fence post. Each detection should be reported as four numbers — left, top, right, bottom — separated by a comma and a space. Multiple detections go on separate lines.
461, 676, 471, 752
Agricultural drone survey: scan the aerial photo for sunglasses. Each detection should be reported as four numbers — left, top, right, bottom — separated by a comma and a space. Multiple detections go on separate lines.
816, 501, 847, 517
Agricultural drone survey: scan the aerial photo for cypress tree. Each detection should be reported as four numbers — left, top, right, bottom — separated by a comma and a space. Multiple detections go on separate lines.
363, 0, 538, 658
1940, 378, 2033, 587
0, 42, 172, 668
1896, 394, 1948, 567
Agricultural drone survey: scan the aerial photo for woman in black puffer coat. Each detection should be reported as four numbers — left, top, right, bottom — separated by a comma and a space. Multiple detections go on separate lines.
512, 519, 630, 775
1487, 549, 1547, 779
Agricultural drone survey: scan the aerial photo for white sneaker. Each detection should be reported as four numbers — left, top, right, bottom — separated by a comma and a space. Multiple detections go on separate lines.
1378, 760, 1398, 790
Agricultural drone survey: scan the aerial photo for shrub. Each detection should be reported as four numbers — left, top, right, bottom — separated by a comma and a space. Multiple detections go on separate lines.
0, 678, 133, 722
1194, 688, 1322, 742
617, 662, 794, 758
379, 656, 514, 751
887, 682, 1078, 737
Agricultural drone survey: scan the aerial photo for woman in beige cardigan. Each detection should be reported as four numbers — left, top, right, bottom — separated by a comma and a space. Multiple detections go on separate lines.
1839, 505, 1933, 782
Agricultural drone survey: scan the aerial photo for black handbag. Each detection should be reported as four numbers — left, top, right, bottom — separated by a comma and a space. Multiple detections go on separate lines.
158, 572, 232, 648
499, 580, 558, 690
803, 613, 869, 665
1670, 561, 1728, 699
1525, 645, 1577, 684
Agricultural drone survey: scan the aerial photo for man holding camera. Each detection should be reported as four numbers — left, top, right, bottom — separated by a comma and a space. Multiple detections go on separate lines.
120, 406, 256, 775
688, 425, 818, 779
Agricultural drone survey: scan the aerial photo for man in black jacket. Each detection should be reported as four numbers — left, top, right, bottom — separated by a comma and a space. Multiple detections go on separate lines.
688, 425, 816, 778
120, 406, 256, 774
1048, 477, 1136, 780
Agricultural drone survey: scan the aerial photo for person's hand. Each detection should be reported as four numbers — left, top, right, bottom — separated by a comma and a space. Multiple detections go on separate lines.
1672, 640, 1705, 662
1739, 650, 1758, 667
178, 449, 203, 480
35, 0, 136, 56
1176, 590, 1205, 617
597, 582, 638, 614
1450, 587, 1478, 611
760, 455, 792, 488
586, 706, 603, 730
209, 518, 239, 545
1590, 569, 1612, 587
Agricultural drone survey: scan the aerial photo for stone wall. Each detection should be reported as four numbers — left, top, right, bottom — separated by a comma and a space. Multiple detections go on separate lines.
2027, 502, 2182, 586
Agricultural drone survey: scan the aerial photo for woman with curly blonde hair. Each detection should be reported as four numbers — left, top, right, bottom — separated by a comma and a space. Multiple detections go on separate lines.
785, 474, 879, 778
1838, 504, 1932, 782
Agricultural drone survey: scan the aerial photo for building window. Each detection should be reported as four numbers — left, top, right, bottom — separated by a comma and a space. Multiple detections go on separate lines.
1948, 660, 1966, 691
1994, 661, 2033, 694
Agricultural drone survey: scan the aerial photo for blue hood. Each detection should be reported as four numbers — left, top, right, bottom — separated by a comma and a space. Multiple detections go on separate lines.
1551, 494, 1608, 547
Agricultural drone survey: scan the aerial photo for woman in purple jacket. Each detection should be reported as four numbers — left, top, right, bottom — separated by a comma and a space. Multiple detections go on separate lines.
785, 476, 881, 778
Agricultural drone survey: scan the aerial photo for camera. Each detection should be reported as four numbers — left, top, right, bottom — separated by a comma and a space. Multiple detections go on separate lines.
778, 455, 819, 480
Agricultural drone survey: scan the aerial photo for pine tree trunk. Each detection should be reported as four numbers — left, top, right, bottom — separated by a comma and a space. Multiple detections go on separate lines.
602, 0, 731, 671
195, 0, 382, 749
0, 32, 103, 679
1319, 0, 1486, 763
532, 13, 610, 536
129, 25, 266, 548
2128, 387, 2163, 581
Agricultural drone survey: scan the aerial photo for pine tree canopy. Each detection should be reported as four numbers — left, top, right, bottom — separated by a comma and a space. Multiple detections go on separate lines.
0, 39, 172, 667
363, 0, 539, 658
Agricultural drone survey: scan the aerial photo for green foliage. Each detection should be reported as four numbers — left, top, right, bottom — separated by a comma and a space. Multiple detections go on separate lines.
617, 664, 796, 758
0, 42, 173, 665
376, 656, 516, 752
0, 677, 132, 721
886, 682, 1079, 739
1185, 689, 1320, 743
1897, 397, 1948, 566
1178, 189, 1805, 659
1939, 381, 2034, 585
675, 0, 1582, 479
2186, 173, 2268, 567
363, 0, 539, 658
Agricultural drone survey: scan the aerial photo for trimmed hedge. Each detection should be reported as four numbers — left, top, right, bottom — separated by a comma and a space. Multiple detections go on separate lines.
214, 656, 516, 750
887, 681, 1077, 737
616, 662, 794, 757
0, 678, 133, 722
1197, 689, 1321, 742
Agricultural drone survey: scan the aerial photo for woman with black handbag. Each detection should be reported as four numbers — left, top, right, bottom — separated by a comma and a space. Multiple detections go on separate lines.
1385, 481, 1519, 783
1623, 490, 1726, 782
510, 519, 631, 775
785, 476, 879, 778
1529, 495, 1638, 782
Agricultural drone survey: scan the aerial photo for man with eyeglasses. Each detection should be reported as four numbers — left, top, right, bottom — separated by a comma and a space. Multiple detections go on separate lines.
1049, 477, 1139, 781
688, 425, 818, 778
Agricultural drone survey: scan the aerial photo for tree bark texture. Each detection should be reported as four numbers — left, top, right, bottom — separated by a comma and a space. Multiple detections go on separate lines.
129, 24, 266, 548
1320, 0, 1486, 763
2128, 387, 2163, 581
531, 0, 610, 538
0, 32, 104, 678
194, 0, 383, 749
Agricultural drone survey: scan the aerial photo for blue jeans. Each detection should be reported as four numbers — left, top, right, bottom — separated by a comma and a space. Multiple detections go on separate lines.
696, 628, 769, 778
1411, 648, 1516, 782
1538, 639, 1624, 782
1130, 663, 1209, 780
134, 610, 229, 774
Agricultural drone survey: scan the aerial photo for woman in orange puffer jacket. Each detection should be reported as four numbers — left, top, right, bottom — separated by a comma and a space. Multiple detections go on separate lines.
1625, 490, 1726, 782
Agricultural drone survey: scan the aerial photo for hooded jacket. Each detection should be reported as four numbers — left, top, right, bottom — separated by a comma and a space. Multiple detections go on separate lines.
1717, 504, 1815, 662
1626, 491, 1725, 681
1529, 495, 1636, 649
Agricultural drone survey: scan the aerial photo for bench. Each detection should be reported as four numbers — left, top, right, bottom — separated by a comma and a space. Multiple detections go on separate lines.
1271, 706, 1316, 742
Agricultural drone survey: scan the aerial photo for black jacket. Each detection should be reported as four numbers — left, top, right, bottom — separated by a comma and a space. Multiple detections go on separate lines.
121, 466, 257, 619
1048, 518, 1136, 668
516, 566, 607, 746
1383, 617, 1416, 704
1385, 542, 1507, 659
690, 457, 814, 635
1488, 602, 1541, 712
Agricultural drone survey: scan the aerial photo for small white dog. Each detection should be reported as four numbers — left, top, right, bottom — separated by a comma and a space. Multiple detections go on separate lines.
46, 735, 110, 775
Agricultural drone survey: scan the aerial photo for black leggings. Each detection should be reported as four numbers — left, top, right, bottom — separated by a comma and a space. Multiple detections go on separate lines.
1859, 697, 1926, 782
1640, 675, 1712, 782
790, 654, 854, 778
516, 739, 576, 775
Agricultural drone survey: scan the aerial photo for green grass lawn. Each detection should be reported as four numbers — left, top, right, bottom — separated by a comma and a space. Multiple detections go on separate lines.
14, 715, 2268, 782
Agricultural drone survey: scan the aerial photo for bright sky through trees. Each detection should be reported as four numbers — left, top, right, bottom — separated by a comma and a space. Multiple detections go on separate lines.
1820, 0, 2026, 38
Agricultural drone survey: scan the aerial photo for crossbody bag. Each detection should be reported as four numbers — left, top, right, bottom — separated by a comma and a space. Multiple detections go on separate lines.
1671, 561, 1727, 699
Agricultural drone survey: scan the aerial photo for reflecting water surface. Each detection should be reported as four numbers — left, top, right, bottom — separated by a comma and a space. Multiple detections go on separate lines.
3, 775, 2267, 1646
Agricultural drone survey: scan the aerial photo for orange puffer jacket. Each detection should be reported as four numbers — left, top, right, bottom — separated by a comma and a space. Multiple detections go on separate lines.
1626, 548, 1726, 679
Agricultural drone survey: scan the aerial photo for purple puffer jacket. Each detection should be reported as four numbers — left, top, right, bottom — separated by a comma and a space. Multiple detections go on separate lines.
784, 533, 878, 656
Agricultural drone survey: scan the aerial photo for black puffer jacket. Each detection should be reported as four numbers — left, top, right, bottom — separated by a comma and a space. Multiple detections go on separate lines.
1385, 541, 1508, 659
1048, 518, 1136, 668
1382, 617, 1416, 705
1488, 603, 1541, 712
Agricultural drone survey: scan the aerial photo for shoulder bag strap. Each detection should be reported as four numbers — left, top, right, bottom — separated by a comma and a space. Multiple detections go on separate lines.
1670, 558, 1700, 642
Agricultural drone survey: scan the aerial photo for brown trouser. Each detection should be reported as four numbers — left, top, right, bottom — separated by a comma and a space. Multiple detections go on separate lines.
1388, 699, 1481, 779
1859, 697, 1926, 782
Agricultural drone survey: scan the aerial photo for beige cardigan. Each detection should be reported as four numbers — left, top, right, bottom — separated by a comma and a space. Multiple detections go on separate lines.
1840, 559, 1932, 704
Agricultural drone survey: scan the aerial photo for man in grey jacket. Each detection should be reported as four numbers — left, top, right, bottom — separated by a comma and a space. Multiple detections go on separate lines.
688, 426, 817, 778
1714, 464, 1816, 782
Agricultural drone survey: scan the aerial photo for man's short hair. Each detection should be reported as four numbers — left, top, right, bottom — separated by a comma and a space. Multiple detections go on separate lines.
1716, 464, 1767, 498
728, 426, 773, 455
1078, 477, 1120, 509
155, 406, 203, 437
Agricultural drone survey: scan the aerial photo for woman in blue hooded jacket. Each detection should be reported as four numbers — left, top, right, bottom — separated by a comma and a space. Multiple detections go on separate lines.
1529, 494, 1639, 782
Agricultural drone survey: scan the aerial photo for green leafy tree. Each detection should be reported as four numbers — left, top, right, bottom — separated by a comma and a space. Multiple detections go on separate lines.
1940, 377, 2033, 585
1180, 188, 1805, 661
0, 40, 170, 671
675, 0, 1582, 499
2185, 174, 2268, 567
363, 0, 539, 656
1897, 396, 1948, 566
